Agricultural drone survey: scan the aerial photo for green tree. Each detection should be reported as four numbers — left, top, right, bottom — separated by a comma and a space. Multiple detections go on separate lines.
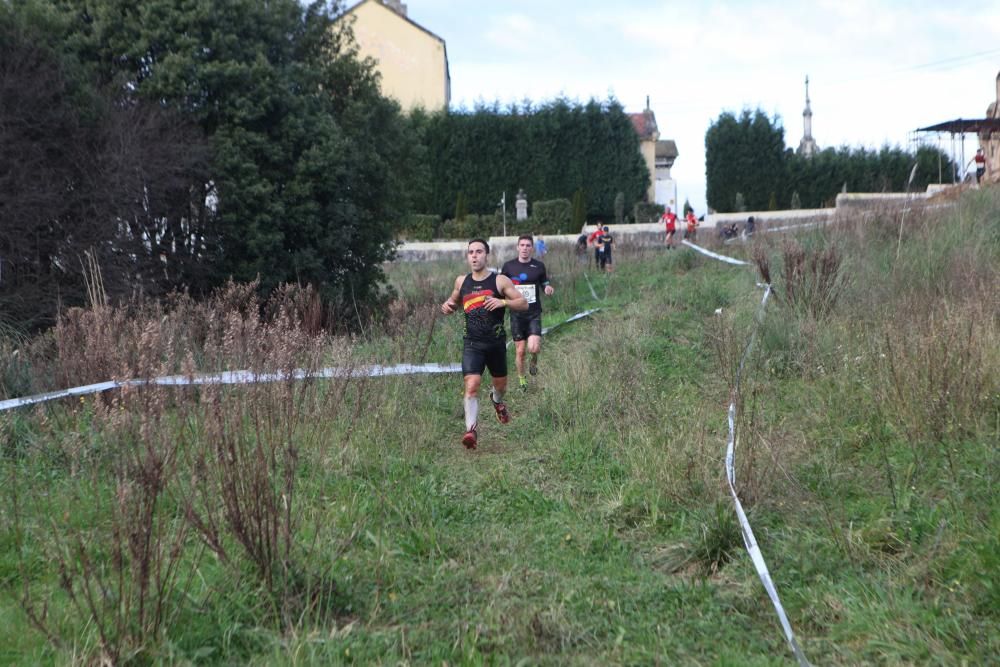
417, 98, 648, 220
614, 191, 625, 225
0, 4, 209, 328
705, 109, 786, 212
454, 191, 468, 222
38, 0, 415, 314
571, 188, 587, 228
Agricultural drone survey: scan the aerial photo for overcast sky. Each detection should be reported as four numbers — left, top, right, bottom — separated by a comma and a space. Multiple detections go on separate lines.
398, 0, 1000, 213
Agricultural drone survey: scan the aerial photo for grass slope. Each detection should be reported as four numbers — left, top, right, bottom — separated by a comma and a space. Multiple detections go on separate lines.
2, 190, 998, 665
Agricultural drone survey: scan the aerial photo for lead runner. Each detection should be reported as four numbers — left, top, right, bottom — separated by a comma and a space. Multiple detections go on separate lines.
501, 234, 554, 391
441, 239, 528, 449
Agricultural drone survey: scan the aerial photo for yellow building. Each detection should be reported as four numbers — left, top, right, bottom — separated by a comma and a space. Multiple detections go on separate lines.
629, 102, 678, 204
342, 0, 450, 112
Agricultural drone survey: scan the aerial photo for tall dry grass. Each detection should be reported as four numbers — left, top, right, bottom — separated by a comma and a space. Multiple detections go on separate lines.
9, 281, 373, 661
741, 190, 999, 514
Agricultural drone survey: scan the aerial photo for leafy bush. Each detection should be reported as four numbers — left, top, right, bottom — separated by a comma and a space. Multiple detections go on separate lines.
572, 189, 587, 227
399, 214, 441, 241
706, 108, 955, 212
633, 202, 665, 224
531, 199, 572, 234
439, 214, 502, 240
414, 98, 648, 219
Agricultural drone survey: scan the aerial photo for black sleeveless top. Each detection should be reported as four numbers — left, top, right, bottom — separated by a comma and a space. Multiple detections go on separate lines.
460, 272, 506, 342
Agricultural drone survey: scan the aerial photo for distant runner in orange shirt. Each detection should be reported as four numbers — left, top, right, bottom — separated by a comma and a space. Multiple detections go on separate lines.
661, 207, 678, 248
685, 210, 698, 240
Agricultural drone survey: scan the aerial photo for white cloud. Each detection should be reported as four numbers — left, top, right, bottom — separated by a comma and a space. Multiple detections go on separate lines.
410, 0, 1000, 212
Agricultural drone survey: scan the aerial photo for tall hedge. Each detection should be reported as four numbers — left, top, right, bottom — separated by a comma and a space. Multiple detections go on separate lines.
706, 108, 955, 212
414, 98, 649, 220
705, 109, 786, 213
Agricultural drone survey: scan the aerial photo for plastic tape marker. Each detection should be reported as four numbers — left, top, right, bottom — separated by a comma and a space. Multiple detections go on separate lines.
1, 305, 603, 413
583, 272, 601, 300
541, 308, 600, 336
724, 285, 811, 666
681, 240, 751, 265
507, 307, 601, 348
0, 380, 123, 412
0, 363, 462, 413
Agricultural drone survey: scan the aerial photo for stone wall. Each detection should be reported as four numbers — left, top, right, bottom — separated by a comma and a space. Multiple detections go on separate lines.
393, 188, 964, 262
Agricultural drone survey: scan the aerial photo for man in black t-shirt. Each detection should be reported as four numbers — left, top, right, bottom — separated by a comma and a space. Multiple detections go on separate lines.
441, 239, 528, 449
598, 226, 614, 272
501, 234, 554, 392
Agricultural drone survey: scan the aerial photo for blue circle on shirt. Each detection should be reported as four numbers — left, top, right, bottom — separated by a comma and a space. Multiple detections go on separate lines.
519, 273, 528, 281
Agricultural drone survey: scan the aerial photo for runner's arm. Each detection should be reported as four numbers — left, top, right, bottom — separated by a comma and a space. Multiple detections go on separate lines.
487, 275, 528, 312
541, 268, 554, 296
440, 275, 463, 314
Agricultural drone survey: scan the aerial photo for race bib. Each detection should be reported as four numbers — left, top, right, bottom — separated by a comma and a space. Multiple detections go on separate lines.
515, 283, 537, 304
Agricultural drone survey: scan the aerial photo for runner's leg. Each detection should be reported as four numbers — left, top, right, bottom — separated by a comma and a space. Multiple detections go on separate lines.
463, 374, 481, 431
514, 339, 527, 377
527, 334, 541, 376
491, 377, 506, 403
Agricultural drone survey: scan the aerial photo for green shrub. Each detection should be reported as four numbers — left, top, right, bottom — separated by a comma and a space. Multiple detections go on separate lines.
399, 214, 441, 241
571, 189, 587, 227
439, 217, 467, 240
633, 202, 664, 223
439, 214, 502, 240
531, 199, 572, 234
465, 213, 502, 238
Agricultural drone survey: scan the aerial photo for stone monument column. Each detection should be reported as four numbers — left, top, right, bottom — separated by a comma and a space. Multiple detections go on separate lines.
515, 189, 528, 221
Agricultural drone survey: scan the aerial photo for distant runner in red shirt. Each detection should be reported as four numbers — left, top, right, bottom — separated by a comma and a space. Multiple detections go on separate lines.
661, 207, 678, 249
588, 222, 606, 267
685, 210, 698, 240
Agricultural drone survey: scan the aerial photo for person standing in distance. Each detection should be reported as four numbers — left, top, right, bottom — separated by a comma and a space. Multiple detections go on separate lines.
588, 222, 606, 268
441, 239, 528, 449
501, 234, 554, 392
598, 225, 614, 272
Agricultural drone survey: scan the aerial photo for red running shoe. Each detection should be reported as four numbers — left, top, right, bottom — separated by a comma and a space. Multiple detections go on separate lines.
492, 399, 511, 424
462, 425, 477, 449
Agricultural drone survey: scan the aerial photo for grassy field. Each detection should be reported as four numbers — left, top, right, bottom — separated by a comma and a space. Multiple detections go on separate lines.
1, 190, 998, 665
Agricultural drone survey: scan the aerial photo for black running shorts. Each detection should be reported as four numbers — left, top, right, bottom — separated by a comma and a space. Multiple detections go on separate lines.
510, 313, 543, 342
462, 339, 508, 377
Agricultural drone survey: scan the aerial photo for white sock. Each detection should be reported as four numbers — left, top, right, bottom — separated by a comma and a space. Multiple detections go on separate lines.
491, 386, 504, 404
464, 396, 478, 431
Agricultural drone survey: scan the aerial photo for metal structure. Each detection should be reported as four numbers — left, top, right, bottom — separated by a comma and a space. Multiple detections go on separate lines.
915, 118, 1000, 183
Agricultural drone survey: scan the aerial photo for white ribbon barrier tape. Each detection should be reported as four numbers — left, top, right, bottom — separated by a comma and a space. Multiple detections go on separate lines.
724, 285, 811, 666
681, 240, 751, 266
0, 306, 605, 412
0, 363, 463, 413
541, 308, 600, 336
0, 380, 123, 412
764, 220, 827, 234
506, 307, 601, 349
3, 303, 606, 412
143, 363, 464, 385
583, 272, 601, 301
683, 234, 812, 662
